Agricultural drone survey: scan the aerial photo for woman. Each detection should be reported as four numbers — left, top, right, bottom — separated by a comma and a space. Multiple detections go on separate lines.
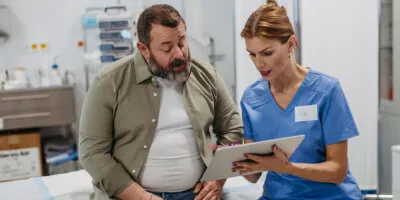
232, 0, 363, 199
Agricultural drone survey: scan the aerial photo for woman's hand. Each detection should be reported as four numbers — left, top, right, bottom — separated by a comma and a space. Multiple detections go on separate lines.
232, 145, 291, 174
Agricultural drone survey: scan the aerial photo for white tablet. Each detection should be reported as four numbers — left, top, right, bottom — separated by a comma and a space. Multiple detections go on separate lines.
200, 135, 305, 182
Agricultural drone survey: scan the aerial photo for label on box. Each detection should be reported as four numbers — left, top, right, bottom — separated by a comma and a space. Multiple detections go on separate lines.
0, 147, 41, 181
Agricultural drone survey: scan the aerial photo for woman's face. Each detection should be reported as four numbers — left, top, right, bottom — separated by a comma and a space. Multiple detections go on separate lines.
244, 36, 296, 81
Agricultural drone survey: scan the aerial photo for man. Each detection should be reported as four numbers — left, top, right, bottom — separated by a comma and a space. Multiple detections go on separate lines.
78, 4, 243, 200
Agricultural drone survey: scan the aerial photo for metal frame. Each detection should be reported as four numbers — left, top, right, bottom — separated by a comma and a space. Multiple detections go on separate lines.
355, 0, 395, 199
82, 7, 105, 91
82, 0, 123, 91
372, 0, 395, 199
0, 5, 11, 44
293, 0, 302, 65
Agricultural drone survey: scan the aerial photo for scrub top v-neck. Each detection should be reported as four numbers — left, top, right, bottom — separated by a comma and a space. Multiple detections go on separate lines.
264, 71, 307, 115
240, 69, 363, 200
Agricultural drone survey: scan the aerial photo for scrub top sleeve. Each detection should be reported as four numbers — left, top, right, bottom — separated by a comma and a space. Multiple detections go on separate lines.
241, 100, 255, 141
321, 81, 359, 146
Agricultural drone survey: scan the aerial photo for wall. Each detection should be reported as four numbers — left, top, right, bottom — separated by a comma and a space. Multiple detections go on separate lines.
234, 0, 264, 104
301, 0, 379, 190
201, 0, 236, 98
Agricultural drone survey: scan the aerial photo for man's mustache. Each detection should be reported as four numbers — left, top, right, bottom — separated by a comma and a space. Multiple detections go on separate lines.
169, 58, 187, 68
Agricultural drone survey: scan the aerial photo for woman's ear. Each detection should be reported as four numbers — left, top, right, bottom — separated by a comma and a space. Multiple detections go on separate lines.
287, 35, 297, 55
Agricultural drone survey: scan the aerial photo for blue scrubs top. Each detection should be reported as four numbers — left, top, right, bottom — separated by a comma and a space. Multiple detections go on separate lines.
240, 69, 363, 200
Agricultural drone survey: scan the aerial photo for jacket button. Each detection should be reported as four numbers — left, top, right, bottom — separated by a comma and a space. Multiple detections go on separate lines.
132, 169, 136, 174
144, 145, 148, 149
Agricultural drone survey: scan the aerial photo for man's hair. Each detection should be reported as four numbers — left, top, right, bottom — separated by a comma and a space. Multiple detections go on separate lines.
137, 4, 186, 47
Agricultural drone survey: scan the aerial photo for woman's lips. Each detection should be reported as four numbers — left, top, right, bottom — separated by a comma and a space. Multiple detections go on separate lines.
260, 70, 272, 76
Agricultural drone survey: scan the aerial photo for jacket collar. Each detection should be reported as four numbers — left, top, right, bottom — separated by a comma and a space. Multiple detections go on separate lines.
134, 51, 153, 84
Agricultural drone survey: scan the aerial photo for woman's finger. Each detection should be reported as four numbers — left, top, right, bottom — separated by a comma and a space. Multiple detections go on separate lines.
273, 145, 288, 161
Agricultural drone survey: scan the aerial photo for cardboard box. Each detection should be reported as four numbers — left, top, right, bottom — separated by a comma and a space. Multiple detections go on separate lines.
0, 132, 43, 182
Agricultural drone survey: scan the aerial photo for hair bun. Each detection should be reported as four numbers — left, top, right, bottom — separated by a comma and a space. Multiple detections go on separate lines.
267, 0, 279, 6
280, 6, 287, 15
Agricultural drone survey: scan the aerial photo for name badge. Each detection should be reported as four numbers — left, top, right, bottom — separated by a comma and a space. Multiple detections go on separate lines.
295, 105, 318, 122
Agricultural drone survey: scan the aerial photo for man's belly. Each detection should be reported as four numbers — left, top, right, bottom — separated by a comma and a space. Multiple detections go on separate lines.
138, 129, 205, 192
138, 155, 205, 192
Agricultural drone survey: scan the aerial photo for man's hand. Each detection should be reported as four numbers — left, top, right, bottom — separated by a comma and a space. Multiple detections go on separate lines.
148, 194, 163, 200
208, 141, 241, 152
116, 182, 164, 200
193, 181, 223, 200
192, 142, 238, 200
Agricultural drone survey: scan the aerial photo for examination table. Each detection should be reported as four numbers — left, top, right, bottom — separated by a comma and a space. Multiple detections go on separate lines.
0, 170, 264, 200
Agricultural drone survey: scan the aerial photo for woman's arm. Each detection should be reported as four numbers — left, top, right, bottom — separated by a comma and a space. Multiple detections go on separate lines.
234, 140, 348, 184
286, 140, 348, 184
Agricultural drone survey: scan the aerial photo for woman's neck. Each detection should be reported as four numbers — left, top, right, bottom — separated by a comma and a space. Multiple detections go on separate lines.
269, 61, 308, 93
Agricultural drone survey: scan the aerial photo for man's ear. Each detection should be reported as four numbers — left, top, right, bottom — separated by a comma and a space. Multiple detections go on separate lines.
137, 42, 150, 61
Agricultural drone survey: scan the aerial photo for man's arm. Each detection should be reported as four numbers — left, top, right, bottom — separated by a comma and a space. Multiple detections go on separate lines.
212, 71, 244, 145
193, 70, 243, 200
78, 77, 150, 199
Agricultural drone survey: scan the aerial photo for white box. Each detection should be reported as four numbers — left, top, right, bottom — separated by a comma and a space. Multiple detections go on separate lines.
0, 147, 42, 181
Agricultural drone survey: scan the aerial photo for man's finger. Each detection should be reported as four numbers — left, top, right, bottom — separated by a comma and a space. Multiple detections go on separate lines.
194, 182, 203, 194
203, 189, 217, 200
208, 144, 222, 151
194, 186, 209, 200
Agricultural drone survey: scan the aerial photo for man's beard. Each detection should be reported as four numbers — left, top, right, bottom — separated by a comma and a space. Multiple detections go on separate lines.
148, 50, 192, 83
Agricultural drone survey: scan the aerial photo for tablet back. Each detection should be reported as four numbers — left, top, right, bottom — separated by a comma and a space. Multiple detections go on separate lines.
200, 135, 305, 182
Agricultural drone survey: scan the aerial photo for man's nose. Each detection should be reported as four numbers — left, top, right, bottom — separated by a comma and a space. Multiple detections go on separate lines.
172, 46, 184, 58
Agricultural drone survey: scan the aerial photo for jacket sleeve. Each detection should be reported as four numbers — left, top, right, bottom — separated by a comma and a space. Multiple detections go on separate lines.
212, 71, 244, 145
78, 76, 134, 198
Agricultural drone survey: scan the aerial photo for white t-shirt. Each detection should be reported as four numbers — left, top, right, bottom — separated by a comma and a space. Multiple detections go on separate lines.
138, 77, 205, 192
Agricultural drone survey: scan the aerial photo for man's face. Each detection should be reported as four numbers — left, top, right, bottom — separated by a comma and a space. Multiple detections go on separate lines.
139, 21, 191, 83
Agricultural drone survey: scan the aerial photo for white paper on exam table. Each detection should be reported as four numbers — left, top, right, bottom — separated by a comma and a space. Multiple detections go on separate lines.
201, 135, 305, 182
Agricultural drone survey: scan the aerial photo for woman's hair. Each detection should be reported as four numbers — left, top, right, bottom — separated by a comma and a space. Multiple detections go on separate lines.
241, 0, 295, 44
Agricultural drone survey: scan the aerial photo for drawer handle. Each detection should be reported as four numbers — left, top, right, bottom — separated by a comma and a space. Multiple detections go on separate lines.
3, 112, 51, 120
1, 94, 50, 101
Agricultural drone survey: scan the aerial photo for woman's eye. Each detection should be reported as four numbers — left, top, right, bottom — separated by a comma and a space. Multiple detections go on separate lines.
263, 52, 273, 56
